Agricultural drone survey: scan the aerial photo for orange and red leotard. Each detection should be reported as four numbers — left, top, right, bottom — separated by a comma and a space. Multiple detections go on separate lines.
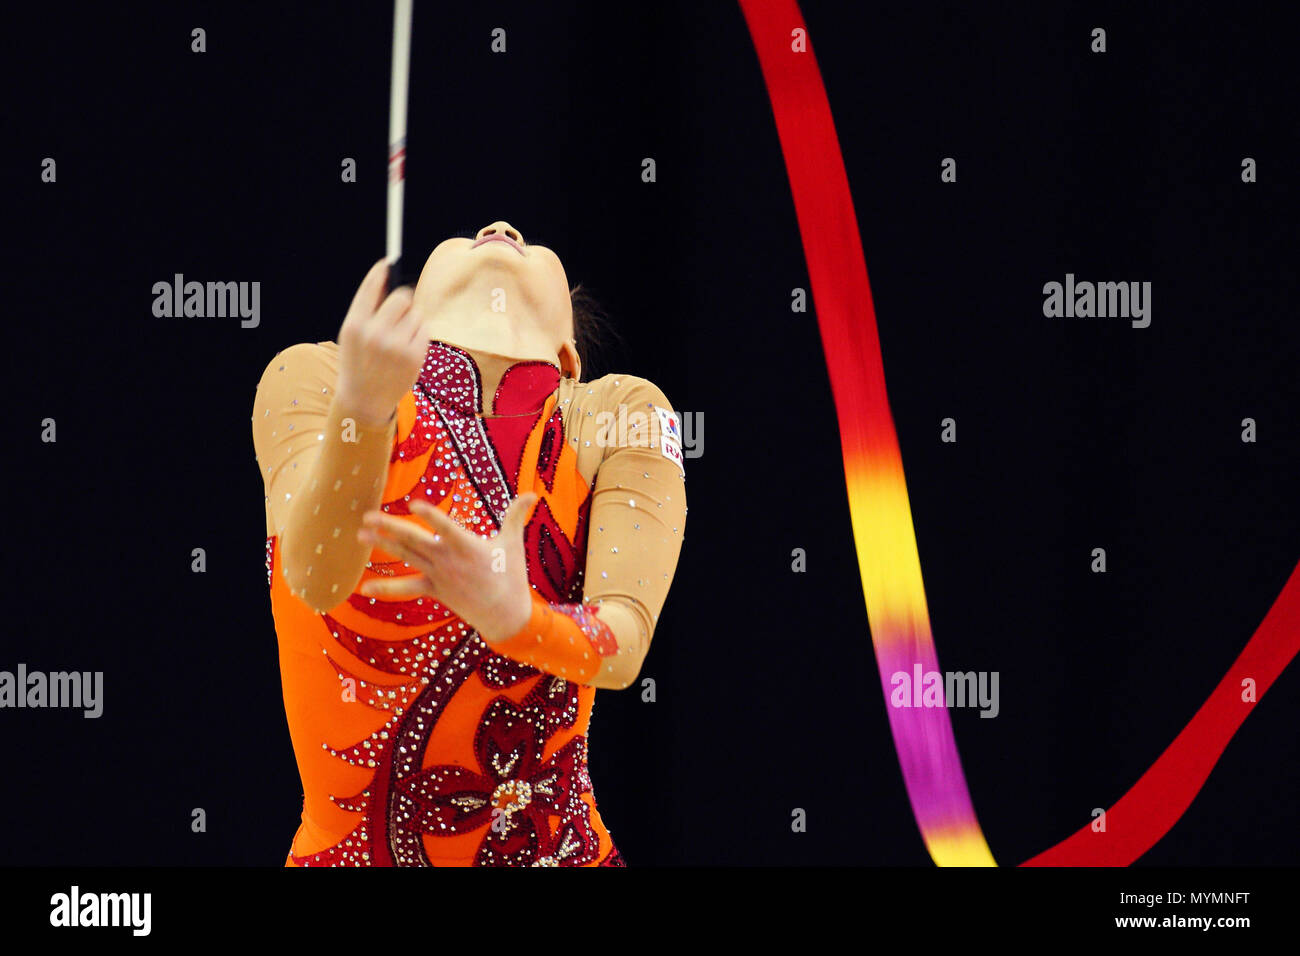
252, 339, 686, 866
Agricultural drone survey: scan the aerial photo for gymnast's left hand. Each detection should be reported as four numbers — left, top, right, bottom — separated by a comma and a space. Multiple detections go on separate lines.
356, 493, 538, 645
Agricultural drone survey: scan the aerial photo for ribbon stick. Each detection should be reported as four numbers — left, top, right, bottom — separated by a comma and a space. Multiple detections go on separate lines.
387, 0, 413, 270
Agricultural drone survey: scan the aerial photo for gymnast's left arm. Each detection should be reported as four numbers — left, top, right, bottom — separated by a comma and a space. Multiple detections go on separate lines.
485, 377, 688, 689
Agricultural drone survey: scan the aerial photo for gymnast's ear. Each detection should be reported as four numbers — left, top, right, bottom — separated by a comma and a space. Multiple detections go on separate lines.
558, 338, 581, 382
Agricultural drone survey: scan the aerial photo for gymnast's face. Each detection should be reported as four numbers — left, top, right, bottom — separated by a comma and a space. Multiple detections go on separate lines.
413, 221, 574, 354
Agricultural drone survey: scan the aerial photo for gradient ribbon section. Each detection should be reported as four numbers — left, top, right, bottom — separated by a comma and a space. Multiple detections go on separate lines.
737, 0, 995, 865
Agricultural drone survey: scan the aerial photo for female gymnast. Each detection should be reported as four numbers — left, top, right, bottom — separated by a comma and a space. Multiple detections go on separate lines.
251, 221, 687, 866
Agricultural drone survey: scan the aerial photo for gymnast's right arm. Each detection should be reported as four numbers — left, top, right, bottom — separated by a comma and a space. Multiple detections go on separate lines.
250, 259, 427, 612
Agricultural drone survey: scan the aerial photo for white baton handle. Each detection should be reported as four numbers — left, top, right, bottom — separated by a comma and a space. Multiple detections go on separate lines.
387, 0, 413, 268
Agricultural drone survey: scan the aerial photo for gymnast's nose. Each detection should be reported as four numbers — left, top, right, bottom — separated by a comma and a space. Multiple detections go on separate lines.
475, 221, 525, 246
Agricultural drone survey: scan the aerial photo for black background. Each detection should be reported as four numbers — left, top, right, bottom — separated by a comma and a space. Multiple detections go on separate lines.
4, 0, 1296, 868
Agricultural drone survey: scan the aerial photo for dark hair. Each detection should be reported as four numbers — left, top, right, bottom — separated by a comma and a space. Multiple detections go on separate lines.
569, 283, 622, 380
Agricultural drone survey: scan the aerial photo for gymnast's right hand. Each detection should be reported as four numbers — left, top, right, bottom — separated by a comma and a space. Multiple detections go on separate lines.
333, 258, 427, 427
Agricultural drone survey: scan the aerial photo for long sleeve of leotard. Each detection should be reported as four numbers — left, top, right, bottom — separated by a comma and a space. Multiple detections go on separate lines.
251, 341, 397, 611
488, 375, 687, 689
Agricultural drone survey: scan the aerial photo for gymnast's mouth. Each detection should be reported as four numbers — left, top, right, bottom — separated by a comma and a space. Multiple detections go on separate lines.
472, 234, 525, 255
